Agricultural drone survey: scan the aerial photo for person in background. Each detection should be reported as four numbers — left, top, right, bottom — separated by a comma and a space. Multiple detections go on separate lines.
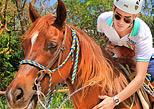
93, 0, 154, 108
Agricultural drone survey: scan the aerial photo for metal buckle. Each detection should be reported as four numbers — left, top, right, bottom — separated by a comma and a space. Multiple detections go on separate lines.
60, 45, 66, 52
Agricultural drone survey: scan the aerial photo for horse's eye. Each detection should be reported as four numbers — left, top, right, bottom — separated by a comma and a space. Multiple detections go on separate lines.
48, 41, 58, 50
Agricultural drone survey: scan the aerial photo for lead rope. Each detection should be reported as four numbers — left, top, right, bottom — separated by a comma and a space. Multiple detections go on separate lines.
142, 77, 154, 97
58, 81, 95, 109
34, 79, 47, 109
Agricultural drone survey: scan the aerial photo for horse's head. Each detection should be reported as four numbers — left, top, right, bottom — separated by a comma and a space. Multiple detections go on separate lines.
5, 0, 72, 108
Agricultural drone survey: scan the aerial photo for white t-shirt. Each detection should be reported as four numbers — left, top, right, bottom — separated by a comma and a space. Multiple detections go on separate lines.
97, 11, 154, 62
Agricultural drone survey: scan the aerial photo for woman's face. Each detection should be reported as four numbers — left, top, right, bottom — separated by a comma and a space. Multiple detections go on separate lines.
113, 7, 135, 32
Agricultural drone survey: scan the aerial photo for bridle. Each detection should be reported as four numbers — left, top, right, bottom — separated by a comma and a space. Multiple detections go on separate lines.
19, 25, 80, 108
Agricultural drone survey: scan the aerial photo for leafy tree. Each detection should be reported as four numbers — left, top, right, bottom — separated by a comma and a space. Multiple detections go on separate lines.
139, 15, 154, 39
142, 0, 154, 16
0, 31, 24, 90
64, 0, 113, 30
62, 0, 113, 42
0, 0, 56, 91
0, 0, 24, 91
140, 0, 154, 45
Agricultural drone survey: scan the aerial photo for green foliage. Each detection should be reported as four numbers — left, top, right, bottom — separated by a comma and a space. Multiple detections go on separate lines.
0, 30, 24, 91
139, 15, 154, 35
64, 0, 113, 30
142, 0, 154, 16
63, 0, 113, 43
0, 0, 24, 91
138, 15, 154, 46
0, 96, 9, 109
50, 92, 73, 108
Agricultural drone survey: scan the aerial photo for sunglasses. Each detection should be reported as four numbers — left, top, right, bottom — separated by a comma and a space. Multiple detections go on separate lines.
114, 14, 132, 24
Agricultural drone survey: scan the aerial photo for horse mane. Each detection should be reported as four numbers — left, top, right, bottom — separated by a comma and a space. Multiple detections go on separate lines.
72, 26, 128, 97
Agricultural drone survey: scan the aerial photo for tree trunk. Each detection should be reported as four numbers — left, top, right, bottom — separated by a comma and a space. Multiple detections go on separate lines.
15, 0, 28, 34
0, 0, 9, 36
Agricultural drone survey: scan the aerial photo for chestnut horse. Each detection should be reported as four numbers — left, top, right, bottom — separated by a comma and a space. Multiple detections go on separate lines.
5, 0, 142, 108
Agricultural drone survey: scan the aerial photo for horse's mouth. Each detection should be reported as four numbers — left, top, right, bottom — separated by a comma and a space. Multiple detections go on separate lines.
25, 95, 38, 109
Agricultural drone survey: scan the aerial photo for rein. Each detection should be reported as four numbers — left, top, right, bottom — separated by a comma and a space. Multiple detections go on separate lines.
19, 25, 80, 108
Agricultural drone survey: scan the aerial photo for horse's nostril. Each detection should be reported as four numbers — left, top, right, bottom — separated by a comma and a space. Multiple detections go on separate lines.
15, 88, 24, 101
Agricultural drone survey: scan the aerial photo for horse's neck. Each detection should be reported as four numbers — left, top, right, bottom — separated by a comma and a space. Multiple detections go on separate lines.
65, 78, 81, 108
65, 77, 101, 109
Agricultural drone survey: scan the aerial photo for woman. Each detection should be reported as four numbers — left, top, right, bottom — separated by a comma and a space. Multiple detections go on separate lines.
94, 0, 154, 108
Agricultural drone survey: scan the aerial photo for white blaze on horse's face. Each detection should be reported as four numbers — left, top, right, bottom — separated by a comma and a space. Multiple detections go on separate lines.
31, 31, 39, 49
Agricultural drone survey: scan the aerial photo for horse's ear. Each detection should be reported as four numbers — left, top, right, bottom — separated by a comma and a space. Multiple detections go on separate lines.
55, 0, 67, 27
29, 3, 41, 23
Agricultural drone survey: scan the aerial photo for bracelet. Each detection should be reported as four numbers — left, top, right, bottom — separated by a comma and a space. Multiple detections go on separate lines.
113, 96, 120, 105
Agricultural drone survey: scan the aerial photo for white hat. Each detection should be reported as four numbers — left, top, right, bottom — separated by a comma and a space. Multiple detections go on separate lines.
114, 0, 143, 14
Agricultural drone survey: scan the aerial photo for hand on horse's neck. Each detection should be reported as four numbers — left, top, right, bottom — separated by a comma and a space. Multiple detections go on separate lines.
116, 24, 134, 38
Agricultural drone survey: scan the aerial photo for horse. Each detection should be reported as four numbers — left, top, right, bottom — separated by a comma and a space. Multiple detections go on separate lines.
5, 0, 142, 108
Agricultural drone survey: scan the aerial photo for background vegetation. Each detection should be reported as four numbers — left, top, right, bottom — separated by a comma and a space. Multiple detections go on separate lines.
0, 0, 154, 108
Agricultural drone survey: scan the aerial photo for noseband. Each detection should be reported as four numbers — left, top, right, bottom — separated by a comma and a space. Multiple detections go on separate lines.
19, 25, 80, 108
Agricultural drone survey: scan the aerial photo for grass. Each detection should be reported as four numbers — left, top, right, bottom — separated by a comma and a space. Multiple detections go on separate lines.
49, 91, 73, 108
0, 89, 73, 109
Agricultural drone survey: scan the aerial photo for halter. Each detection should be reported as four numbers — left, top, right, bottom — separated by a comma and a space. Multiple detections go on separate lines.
19, 25, 79, 108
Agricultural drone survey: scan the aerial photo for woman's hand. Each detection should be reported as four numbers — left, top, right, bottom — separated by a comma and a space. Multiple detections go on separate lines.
93, 95, 116, 109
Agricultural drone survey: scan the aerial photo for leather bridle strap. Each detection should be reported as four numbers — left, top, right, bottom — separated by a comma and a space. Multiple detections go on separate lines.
46, 26, 67, 69
36, 26, 68, 83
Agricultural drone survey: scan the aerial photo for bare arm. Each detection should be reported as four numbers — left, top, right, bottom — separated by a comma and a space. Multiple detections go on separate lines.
116, 61, 149, 103
93, 61, 149, 109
